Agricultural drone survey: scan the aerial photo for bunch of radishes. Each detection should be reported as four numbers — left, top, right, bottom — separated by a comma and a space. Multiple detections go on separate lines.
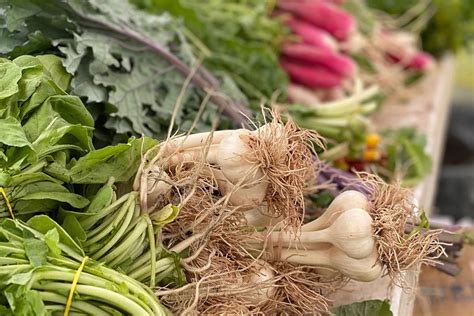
275, 0, 435, 102
277, 0, 357, 96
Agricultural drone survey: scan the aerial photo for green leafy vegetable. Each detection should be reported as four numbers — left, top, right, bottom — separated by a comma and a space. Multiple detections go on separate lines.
365, 0, 474, 54
0, 217, 168, 315
0, 117, 31, 148
380, 128, 432, 186
0, 60, 22, 99
0, 55, 157, 220
1, 0, 251, 142
331, 299, 393, 316
0, 55, 95, 218
68, 137, 158, 184
133, 0, 289, 108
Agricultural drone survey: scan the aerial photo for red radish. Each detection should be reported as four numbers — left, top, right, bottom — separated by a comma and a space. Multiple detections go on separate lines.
278, 0, 355, 41
280, 58, 343, 88
388, 52, 434, 71
284, 18, 338, 51
283, 43, 355, 77
409, 52, 434, 71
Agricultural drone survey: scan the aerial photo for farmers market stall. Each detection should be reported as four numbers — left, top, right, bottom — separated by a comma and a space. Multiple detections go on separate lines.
0, 0, 470, 315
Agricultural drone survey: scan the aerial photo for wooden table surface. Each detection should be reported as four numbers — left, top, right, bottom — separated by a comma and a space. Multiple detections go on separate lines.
330, 55, 456, 315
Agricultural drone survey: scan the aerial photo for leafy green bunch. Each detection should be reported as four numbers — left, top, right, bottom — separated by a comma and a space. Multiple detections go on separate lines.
0, 54, 157, 219
132, 0, 289, 107
0, 55, 93, 219
58, 179, 185, 289
0, 215, 168, 315
1, 0, 250, 143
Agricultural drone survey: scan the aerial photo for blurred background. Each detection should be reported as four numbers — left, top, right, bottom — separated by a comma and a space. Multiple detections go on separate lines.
436, 48, 474, 221
416, 48, 474, 316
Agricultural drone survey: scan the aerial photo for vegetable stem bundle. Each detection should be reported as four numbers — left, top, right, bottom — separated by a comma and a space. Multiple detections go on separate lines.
0, 216, 167, 315
60, 180, 184, 288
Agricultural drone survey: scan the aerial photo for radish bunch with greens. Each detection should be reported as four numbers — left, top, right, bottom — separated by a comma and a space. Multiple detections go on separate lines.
277, 0, 357, 92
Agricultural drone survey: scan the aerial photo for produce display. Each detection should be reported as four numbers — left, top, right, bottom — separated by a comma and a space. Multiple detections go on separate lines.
0, 0, 468, 315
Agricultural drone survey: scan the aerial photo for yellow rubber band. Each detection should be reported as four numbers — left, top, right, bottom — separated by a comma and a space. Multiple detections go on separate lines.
64, 256, 88, 316
0, 187, 14, 219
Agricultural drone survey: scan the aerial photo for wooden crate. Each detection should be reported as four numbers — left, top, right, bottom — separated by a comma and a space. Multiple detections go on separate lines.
330, 56, 456, 315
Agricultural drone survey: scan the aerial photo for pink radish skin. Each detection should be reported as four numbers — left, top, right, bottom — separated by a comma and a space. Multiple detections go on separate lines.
409, 52, 434, 71
280, 58, 343, 88
324, 0, 346, 4
388, 52, 434, 71
283, 43, 355, 77
284, 18, 338, 51
278, 0, 355, 41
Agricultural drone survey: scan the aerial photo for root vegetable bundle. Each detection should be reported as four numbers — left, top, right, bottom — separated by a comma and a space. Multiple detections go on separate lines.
127, 111, 443, 314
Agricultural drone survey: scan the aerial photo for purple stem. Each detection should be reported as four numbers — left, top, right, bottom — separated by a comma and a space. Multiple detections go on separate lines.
317, 160, 371, 195
434, 262, 461, 276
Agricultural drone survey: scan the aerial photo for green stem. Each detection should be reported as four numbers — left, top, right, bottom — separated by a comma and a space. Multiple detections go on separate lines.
298, 121, 346, 141
40, 292, 109, 316
145, 215, 157, 287
81, 193, 131, 231
0, 244, 26, 255
301, 85, 379, 117
155, 264, 178, 284
21, 160, 47, 174
127, 248, 155, 272
49, 257, 165, 315
107, 231, 146, 269
99, 218, 148, 263
33, 269, 110, 288
34, 282, 152, 315
360, 101, 378, 114
128, 257, 174, 282
0, 264, 31, 274
0, 257, 29, 265
84, 194, 135, 248
34, 269, 156, 315
319, 143, 350, 161
306, 117, 352, 127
